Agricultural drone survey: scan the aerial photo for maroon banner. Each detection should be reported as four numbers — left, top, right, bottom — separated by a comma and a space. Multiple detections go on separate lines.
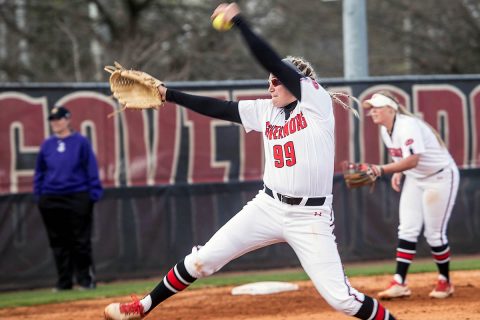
1, 77, 479, 195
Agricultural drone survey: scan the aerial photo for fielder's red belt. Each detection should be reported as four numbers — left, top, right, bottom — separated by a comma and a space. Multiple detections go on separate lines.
264, 186, 326, 206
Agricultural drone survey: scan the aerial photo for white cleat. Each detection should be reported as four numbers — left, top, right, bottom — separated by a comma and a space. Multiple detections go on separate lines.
104, 297, 145, 320
378, 280, 411, 299
429, 279, 454, 299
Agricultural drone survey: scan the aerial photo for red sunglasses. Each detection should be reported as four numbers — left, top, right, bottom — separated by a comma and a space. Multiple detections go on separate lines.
269, 78, 282, 87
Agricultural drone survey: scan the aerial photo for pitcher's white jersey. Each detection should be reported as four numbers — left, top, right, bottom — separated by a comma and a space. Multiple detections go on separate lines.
238, 78, 334, 197
380, 114, 453, 178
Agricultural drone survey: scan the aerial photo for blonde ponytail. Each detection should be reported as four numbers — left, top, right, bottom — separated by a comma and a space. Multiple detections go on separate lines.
328, 91, 360, 118
377, 91, 446, 148
283, 56, 360, 118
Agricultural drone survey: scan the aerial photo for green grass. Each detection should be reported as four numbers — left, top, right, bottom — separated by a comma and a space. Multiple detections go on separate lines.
343, 258, 480, 277
1, 258, 478, 309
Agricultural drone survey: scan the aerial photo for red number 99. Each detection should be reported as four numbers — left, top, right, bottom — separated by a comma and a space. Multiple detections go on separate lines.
284, 141, 296, 166
273, 145, 284, 168
272, 141, 296, 168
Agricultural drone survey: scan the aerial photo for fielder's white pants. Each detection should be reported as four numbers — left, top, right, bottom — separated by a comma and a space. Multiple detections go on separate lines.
398, 163, 460, 246
184, 191, 364, 316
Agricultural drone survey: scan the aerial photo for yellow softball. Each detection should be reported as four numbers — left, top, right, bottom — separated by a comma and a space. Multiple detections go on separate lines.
212, 13, 233, 31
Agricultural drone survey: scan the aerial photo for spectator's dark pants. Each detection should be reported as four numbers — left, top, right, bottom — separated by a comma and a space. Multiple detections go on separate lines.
38, 192, 95, 289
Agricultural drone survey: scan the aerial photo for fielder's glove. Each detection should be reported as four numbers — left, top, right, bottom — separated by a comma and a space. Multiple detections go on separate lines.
104, 62, 166, 115
342, 161, 383, 189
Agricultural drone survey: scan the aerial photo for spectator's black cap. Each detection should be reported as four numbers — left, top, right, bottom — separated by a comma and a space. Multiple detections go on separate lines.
48, 106, 71, 120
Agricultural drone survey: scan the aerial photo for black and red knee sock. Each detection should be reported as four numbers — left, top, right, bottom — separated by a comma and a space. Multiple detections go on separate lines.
431, 244, 450, 281
395, 239, 416, 283
354, 295, 396, 319
145, 259, 196, 313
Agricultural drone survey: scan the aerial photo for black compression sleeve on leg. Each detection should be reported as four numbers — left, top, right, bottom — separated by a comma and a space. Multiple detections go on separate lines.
175, 258, 196, 283
166, 89, 241, 124
148, 259, 197, 313
396, 239, 417, 282
354, 295, 396, 320
354, 295, 374, 319
232, 15, 302, 100
431, 244, 450, 280
398, 239, 417, 251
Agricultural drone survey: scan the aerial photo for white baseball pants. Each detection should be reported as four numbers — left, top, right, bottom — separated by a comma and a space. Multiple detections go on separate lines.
184, 191, 364, 316
398, 163, 460, 246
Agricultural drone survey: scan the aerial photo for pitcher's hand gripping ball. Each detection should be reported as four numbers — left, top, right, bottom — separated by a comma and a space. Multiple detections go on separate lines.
212, 13, 233, 31
342, 161, 383, 189
104, 62, 166, 116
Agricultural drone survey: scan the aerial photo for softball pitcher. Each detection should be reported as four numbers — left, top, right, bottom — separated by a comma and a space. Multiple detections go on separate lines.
362, 91, 459, 300
104, 3, 396, 320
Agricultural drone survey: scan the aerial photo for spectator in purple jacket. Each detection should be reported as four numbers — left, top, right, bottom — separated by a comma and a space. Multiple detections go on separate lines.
34, 106, 103, 291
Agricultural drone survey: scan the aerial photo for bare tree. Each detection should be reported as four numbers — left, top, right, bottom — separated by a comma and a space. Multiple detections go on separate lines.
367, 0, 480, 75
0, 0, 479, 82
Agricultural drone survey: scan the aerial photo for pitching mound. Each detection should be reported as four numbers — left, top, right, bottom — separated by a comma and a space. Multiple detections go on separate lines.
1, 270, 479, 320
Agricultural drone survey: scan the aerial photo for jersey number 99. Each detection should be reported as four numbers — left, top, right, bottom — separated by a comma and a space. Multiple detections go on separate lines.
273, 141, 297, 168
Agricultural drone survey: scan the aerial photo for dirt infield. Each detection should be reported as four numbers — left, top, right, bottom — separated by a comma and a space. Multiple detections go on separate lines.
1, 270, 479, 320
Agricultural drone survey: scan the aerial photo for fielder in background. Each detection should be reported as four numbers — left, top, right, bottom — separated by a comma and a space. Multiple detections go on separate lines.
34, 106, 103, 291
362, 91, 459, 299
104, 3, 396, 320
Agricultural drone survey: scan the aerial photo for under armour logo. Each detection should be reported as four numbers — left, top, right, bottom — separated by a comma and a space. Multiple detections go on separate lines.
314, 212, 322, 216
57, 141, 66, 153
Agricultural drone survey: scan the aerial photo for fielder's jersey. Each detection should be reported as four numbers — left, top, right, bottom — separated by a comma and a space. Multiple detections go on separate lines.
239, 78, 334, 197
381, 114, 453, 178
